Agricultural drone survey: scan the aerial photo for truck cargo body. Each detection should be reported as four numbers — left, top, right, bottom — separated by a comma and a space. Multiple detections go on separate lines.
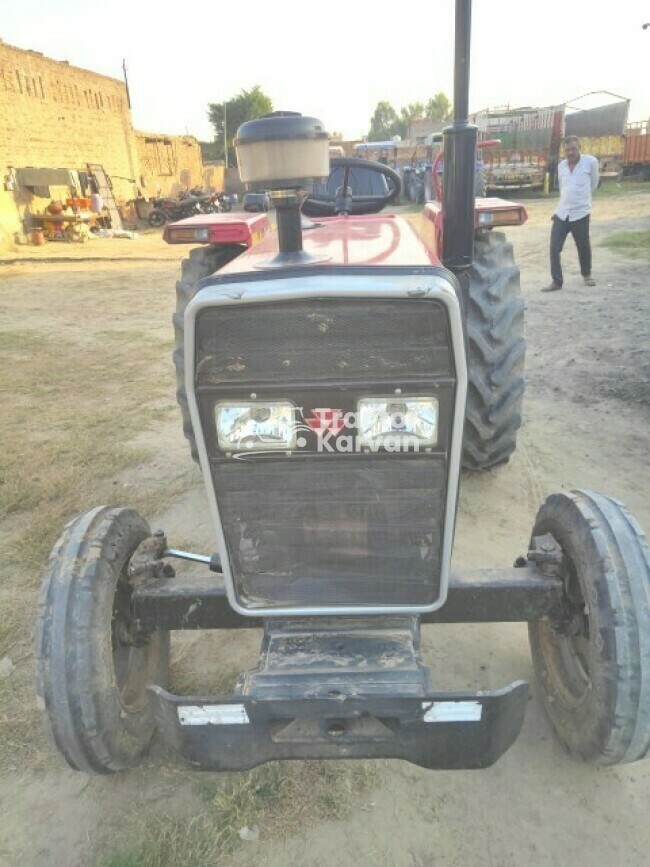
623, 122, 650, 178
470, 105, 564, 191
471, 99, 631, 189
565, 99, 629, 178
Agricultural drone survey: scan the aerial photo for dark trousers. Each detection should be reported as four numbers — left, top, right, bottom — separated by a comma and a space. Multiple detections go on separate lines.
550, 214, 592, 286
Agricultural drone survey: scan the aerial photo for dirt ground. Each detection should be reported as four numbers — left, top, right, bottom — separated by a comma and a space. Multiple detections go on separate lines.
0, 188, 649, 866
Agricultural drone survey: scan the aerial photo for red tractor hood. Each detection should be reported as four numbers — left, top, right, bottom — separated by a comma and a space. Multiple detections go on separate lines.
220, 214, 441, 273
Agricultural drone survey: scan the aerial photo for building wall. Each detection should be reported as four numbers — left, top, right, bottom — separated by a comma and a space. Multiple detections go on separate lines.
135, 132, 205, 197
0, 187, 21, 248
0, 40, 140, 247
408, 119, 446, 144
0, 42, 138, 177
0, 40, 205, 250
202, 162, 225, 193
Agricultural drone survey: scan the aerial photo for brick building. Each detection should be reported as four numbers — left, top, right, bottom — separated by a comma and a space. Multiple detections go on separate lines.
136, 132, 212, 196
407, 119, 446, 144
0, 40, 205, 249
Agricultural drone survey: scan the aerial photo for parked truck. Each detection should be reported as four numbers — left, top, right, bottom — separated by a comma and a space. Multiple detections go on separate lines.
623, 121, 650, 180
470, 95, 630, 192
564, 94, 630, 179
470, 105, 564, 192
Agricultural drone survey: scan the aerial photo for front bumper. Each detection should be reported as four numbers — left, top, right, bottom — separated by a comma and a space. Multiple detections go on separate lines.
150, 682, 528, 771
144, 612, 534, 771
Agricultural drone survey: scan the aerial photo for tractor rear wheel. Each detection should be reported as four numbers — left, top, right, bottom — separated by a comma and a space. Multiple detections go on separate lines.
36, 507, 169, 773
173, 245, 244, 461
461, 230, 525, 470
528, 490, 650, 765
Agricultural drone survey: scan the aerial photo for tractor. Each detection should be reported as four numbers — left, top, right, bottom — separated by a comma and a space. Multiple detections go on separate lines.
36, 0, 650, 774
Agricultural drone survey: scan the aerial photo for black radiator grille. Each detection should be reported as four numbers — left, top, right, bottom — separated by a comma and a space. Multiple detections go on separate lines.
196, 298, 453, 384
214, 457, 446, 609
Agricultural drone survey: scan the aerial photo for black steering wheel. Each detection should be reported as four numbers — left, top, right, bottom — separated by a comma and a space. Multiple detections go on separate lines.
302, 157, 402, 218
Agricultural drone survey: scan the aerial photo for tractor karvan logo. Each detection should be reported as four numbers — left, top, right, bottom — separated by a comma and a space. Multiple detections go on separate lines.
231, 406, 423, 459
297, 407, 356, 452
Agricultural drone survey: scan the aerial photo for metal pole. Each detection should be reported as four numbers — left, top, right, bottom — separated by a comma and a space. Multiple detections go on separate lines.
122, 58, 131, 110
441, 0, 478, 272
224, 101, 229, 169
453, 0, 471, 123
165, 548, 222, 572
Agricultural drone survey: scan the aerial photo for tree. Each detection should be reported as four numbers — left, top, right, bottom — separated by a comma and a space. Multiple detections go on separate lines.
398, 102, 426, 138
426, 92, 452, 123
207, 85, 273, 166
367, 94, 452, 141
400, 102, 425, 125
368, 101, 400, 141
199, 140, 220, 162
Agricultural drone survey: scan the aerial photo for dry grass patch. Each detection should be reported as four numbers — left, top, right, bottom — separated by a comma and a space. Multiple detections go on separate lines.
0, 327, 175, 573
95, 647, 382, 866
0, 320, 190, 770
99, 759, 380, 867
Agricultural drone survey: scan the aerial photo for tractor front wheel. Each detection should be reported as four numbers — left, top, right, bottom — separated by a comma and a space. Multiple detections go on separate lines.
36, 507, 170, 773
462, 230, 525, 470
528, 490, 650, 765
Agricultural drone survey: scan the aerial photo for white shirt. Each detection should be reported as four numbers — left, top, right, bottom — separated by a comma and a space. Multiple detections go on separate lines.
555, 155, 599, 221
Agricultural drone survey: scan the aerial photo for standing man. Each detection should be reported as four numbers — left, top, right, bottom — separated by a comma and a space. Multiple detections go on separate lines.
543, 136, 599, 291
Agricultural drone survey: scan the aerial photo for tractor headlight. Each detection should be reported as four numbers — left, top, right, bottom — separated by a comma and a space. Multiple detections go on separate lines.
357, 397, 438, 448
216, 401, 296, 451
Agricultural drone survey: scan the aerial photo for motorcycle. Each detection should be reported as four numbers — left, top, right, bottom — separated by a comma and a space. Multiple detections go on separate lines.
215, 191, 235, 212
178, 186, 206, 200
148, 192, 210, 227
197, 193, 222, 215
193, 190, 236, 214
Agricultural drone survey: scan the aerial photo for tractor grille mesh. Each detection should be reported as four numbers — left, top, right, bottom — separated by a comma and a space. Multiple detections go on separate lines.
195, 298, 452, 384
214, 457, 446, 608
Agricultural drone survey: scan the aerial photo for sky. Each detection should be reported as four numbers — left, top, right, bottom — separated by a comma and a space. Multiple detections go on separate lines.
1, 0, 649, 142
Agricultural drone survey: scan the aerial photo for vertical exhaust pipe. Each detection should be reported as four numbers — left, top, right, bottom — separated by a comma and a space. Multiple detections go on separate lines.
442, 0, 478, 271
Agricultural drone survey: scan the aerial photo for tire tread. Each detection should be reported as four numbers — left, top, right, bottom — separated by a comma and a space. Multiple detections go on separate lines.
528, 490, 650, 765
173, 245, 244, 461
36, 507, 168, 774
462, 231, 526, 470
